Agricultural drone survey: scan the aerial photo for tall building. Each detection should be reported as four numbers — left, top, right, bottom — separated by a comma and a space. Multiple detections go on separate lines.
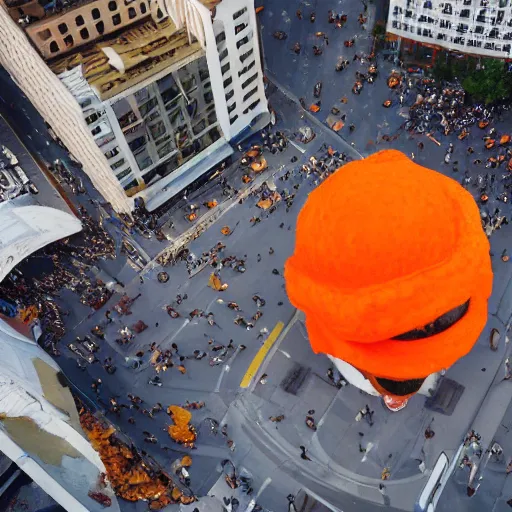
0, 0, 269, 213
387, 0, 512, 59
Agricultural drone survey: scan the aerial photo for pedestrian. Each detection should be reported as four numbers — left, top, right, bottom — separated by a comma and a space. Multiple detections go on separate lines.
424, 426, 435, 439
139, 275, 144, 284
305, 416, 317, 431
300, 445, 311, 461
105, 310, 112, 323
148, 375, 162, 386
91, 378, 102, 394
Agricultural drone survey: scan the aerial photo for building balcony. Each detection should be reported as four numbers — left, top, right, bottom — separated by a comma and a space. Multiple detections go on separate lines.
19, 0, 155, 60
51, 17, 204, 100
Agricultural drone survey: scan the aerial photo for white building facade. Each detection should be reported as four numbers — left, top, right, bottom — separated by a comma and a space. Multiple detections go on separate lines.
387, 0, 512, 59
0, 0, 269, 213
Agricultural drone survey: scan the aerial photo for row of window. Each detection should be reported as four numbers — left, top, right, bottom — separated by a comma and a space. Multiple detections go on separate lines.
37, 0, 150, 55
394, 19, 512, 39
403, 0, 509, 7
392, 21, 512, 50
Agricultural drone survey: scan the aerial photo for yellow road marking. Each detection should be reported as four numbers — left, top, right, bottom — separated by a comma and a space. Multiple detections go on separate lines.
240, 321, 284, 388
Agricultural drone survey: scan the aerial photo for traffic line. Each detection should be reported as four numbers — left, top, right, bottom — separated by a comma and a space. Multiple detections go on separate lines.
240, 321, 284, 388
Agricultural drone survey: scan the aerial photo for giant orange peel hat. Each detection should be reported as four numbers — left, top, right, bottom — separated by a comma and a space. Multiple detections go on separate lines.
285, 150, 493, 380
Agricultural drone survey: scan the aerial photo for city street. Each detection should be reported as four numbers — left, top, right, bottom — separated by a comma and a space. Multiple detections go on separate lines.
1, 1, 512, 511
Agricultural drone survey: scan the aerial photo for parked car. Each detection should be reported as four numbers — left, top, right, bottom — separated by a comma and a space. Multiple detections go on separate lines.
68, 343, 96, 363
80, 335, 99, 353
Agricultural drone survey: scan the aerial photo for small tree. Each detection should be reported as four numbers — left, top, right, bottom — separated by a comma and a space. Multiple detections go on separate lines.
462, 59, 512, 104
372, 23, 386, 38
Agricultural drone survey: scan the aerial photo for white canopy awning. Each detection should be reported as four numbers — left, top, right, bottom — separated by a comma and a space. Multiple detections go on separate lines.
0, 203, 82, 283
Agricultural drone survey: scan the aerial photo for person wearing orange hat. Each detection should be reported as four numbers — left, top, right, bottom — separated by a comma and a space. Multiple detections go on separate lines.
285, 149, 493, 411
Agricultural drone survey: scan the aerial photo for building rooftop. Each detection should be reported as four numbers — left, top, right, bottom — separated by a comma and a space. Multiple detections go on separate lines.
50, 18, 203, 100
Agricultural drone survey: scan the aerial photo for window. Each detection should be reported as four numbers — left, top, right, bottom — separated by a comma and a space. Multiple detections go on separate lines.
235, 23, 247, 35
92, 8, 100, 19
463, 0, 472, 4
233, 7, 247, 20
128, 7, 136, 18
457, 23, 468, 33
240, 48, 254, 62
111, 158, 125, 170
243, 86, 258, 102
499, 0, 508, 6
96, 21, 105, 34
423, 0, 432, 7
117, 168, 132, 180
149, 122, 165, 139
112, 13, 121, 25
489, 27, 499, 38
227, 102, 237, 114
225, 89, 234, 101
497, 10, 505, 23
241, 73, 258, 89
63, 34, 73, 48
236, 35, 251, 49
238, 60, 256, 77
37, 29, 51, 41
229, 115, 238, 125
219, 48, 228, 61
216, 31, 226, 44
108, 1, 117, 11
140, 2, 147, 13
243, 99, 260, 114
104, 147, 120, 159
76, 15, 84, 26
50, 41, 59, 53
79, 27, 89, 39
221, 62, 230, 75
223, 76, 233, 88
475, 25, 484, 33
58, 22, 68, 34
460, 9, 470, 17
443, 3, 452, 14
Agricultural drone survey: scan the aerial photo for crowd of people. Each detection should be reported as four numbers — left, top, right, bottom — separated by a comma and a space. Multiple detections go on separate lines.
0, 205, 117, 351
